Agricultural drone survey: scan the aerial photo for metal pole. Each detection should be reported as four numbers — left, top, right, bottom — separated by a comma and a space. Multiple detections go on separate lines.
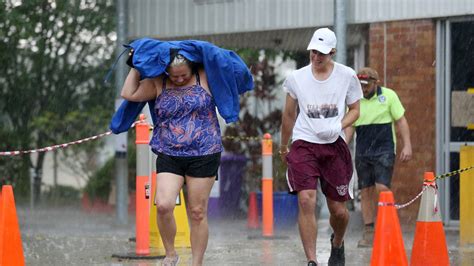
29, 168, 34, 209
53, 150, 58, 201
334, 0, 347, 65
435, 20, 447, 223
115, 0, 128, 225
333, 0, 352, 211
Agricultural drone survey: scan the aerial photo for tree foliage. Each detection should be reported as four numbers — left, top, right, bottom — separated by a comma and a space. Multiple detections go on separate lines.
0, 0, 116, 196
223, 49, 306, 191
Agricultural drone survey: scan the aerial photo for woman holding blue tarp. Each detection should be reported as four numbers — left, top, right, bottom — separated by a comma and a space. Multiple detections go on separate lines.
118, 39, 253, 266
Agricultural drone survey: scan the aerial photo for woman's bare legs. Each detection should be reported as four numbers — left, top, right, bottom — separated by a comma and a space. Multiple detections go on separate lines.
185, 175, 215, 266
155, 173, 184, 260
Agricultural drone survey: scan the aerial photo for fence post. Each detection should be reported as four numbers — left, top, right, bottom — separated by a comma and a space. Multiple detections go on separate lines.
262, 133, 273, 237
135, 114, 150, 255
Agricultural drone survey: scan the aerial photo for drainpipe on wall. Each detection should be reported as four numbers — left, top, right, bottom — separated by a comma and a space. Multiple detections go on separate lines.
334, 0, 347, 65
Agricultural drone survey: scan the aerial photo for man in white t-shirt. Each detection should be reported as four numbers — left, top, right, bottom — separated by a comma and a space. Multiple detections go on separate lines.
279, 27, 362, 266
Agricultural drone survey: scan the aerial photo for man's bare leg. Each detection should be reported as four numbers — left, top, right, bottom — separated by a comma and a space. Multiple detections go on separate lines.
327, 199, 349, 247
297, 189, 318, 262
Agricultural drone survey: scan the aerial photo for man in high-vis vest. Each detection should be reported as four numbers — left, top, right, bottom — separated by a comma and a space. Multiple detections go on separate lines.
345, 67, 412, 248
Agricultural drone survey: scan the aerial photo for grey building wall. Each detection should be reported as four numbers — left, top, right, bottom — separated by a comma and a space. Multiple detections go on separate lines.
128, 0, 474, 43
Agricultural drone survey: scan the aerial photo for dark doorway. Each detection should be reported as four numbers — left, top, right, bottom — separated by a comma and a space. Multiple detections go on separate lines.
449, 21, 474, 220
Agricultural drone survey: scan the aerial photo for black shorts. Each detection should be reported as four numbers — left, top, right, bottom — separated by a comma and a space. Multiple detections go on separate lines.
156, 152, 221, 178
355, 153, 395, 189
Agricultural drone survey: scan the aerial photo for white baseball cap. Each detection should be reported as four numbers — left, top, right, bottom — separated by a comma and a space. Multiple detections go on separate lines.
307, 28, 337, 54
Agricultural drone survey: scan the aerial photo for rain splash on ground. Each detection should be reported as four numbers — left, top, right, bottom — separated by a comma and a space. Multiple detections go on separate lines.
18, 205, 466, 265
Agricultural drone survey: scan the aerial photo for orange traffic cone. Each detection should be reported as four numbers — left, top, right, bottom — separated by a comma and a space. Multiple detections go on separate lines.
410, 172, 449, 266
370, 191, 408, 266
247, 191, 259, 229
0, 185, 25, 266
0, 188, 2, 234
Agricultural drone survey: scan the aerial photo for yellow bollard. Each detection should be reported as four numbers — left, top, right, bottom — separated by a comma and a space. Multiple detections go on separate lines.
460, 146, 474, 245
149, 148, 191, 250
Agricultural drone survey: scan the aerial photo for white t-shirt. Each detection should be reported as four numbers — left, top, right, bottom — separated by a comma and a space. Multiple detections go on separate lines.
283, 62, 362, 144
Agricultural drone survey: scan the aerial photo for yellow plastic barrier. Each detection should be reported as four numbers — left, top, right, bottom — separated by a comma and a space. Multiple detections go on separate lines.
149, 171, 191, 251
460, 146, 474, 245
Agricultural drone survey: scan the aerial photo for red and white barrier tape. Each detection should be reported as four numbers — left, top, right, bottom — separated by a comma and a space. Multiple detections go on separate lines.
394, 186, 427, 209
0, 119, 268, 157
0, 131, 113, 156
423, 182, 439, 213
0, 121, 149, 157
376, 185, 434, 210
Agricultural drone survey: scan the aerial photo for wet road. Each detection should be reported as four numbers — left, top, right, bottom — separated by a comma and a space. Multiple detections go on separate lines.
18, 206, 466, 265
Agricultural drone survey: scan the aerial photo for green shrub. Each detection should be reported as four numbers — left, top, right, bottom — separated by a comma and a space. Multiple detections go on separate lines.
84, 139, 137, 201
45, 185, 81, 202
84, 157, 114, 201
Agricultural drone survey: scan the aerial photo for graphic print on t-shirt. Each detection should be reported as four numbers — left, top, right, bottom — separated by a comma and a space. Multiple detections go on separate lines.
306, 103, 339, 119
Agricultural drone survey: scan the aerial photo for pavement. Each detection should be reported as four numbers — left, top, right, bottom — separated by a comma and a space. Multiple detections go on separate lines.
18, 205, 469, 265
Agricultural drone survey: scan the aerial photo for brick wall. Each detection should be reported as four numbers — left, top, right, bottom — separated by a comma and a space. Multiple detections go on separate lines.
368, 20, 436, 226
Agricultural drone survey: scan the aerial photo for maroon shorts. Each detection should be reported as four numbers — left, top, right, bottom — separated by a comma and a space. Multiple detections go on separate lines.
286, 138, 353, 202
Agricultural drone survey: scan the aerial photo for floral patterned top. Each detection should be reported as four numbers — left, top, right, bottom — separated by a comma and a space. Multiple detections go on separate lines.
150, 74, 223, 156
